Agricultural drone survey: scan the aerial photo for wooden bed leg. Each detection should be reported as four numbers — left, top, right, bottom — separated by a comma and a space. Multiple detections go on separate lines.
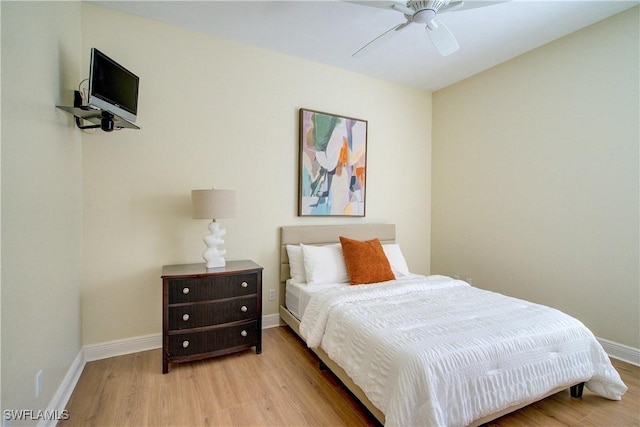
570, 382, 585, 398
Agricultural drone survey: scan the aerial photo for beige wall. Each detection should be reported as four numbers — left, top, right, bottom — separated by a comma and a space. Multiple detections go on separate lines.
79, 4, 432, 345
432, 7, 639, 348
1, 0, 83, 416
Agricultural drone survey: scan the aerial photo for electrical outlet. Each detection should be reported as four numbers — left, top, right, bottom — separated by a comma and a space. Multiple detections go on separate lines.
268, 289, 276, 301
35, 369, 43, 397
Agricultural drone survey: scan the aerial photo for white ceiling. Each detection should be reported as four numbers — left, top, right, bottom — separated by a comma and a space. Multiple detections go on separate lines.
93, 0, 638, 91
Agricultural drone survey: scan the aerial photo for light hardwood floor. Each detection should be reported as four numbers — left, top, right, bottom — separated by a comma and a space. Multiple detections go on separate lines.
60, 327, 639, 426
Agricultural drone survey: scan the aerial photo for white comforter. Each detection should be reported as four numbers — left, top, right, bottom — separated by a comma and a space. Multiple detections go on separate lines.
299, 275, 627, 427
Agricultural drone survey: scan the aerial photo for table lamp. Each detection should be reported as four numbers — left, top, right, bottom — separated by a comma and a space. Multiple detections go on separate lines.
191, 188, 236, 268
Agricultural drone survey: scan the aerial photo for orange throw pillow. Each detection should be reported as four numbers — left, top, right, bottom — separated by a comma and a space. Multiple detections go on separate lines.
339, 236, 395, 285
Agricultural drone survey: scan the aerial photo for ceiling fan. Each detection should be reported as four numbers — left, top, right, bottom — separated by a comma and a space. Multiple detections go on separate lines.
350, 0, 505, 57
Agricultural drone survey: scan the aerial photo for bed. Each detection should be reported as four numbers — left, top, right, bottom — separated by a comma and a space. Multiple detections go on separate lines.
278, 224, 627, 427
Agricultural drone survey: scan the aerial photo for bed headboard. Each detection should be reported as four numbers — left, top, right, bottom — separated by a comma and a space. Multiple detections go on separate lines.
279, 224, 396, 285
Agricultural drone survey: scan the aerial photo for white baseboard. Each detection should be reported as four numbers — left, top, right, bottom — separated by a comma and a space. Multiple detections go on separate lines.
597, 337, 640, 366
83, 332, 161, 362
262, 313, 283, 329
83, 314, 283, 362
38, 351, 85, 427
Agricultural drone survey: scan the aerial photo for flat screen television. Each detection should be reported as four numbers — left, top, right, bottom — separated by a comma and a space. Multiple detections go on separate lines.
88, 48, 139, 124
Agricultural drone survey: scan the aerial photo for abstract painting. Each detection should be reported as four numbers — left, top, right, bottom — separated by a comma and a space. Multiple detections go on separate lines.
298, 108, 367, 216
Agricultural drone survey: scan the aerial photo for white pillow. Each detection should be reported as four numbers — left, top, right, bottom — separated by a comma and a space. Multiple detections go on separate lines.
286, 244, 306, 284
300, 243, 349, 285
383, 244, 410, 277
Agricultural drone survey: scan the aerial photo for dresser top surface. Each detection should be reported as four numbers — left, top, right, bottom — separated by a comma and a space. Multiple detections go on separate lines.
162, 260, 262, 278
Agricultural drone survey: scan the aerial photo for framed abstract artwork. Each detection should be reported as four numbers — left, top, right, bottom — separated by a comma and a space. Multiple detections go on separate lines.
298, 108, 367, 216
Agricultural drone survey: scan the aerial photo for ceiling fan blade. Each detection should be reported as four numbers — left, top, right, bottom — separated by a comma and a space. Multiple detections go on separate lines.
439, 0, 507, 13
346, 1, 413, 15
438, 0, 465, 13
352, 21, 411, 58
425, 19, 459, 56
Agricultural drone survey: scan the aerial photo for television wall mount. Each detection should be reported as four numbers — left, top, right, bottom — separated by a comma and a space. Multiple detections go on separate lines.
56, 90, 140, 132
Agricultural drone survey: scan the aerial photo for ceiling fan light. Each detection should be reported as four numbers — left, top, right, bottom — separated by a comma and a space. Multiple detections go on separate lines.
413, 8, 436, 23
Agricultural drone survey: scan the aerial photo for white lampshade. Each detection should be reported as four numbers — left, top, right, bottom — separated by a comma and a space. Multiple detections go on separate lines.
191, 189, 236, 220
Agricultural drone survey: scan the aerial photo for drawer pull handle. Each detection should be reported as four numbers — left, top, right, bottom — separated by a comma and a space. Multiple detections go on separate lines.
182, 287, 190, 295
240, 305, 248, 313
240, 281, 248, 288
182, 314, 190, 321
182, 340, 189, 348
240, 330, 248, 337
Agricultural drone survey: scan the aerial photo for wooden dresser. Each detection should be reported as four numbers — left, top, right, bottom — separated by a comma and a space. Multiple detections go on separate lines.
161, 260, 263, 373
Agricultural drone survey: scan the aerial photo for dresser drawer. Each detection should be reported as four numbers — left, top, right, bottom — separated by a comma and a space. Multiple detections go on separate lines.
168, 321, 258, 357
168, 273, 258, 303
168, 296, 258, 330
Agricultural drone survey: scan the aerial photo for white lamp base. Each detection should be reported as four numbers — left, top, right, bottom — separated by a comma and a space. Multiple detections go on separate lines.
202, 221, 227, 268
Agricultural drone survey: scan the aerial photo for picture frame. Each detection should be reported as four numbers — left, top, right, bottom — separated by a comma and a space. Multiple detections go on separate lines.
298, 108, 367, 217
